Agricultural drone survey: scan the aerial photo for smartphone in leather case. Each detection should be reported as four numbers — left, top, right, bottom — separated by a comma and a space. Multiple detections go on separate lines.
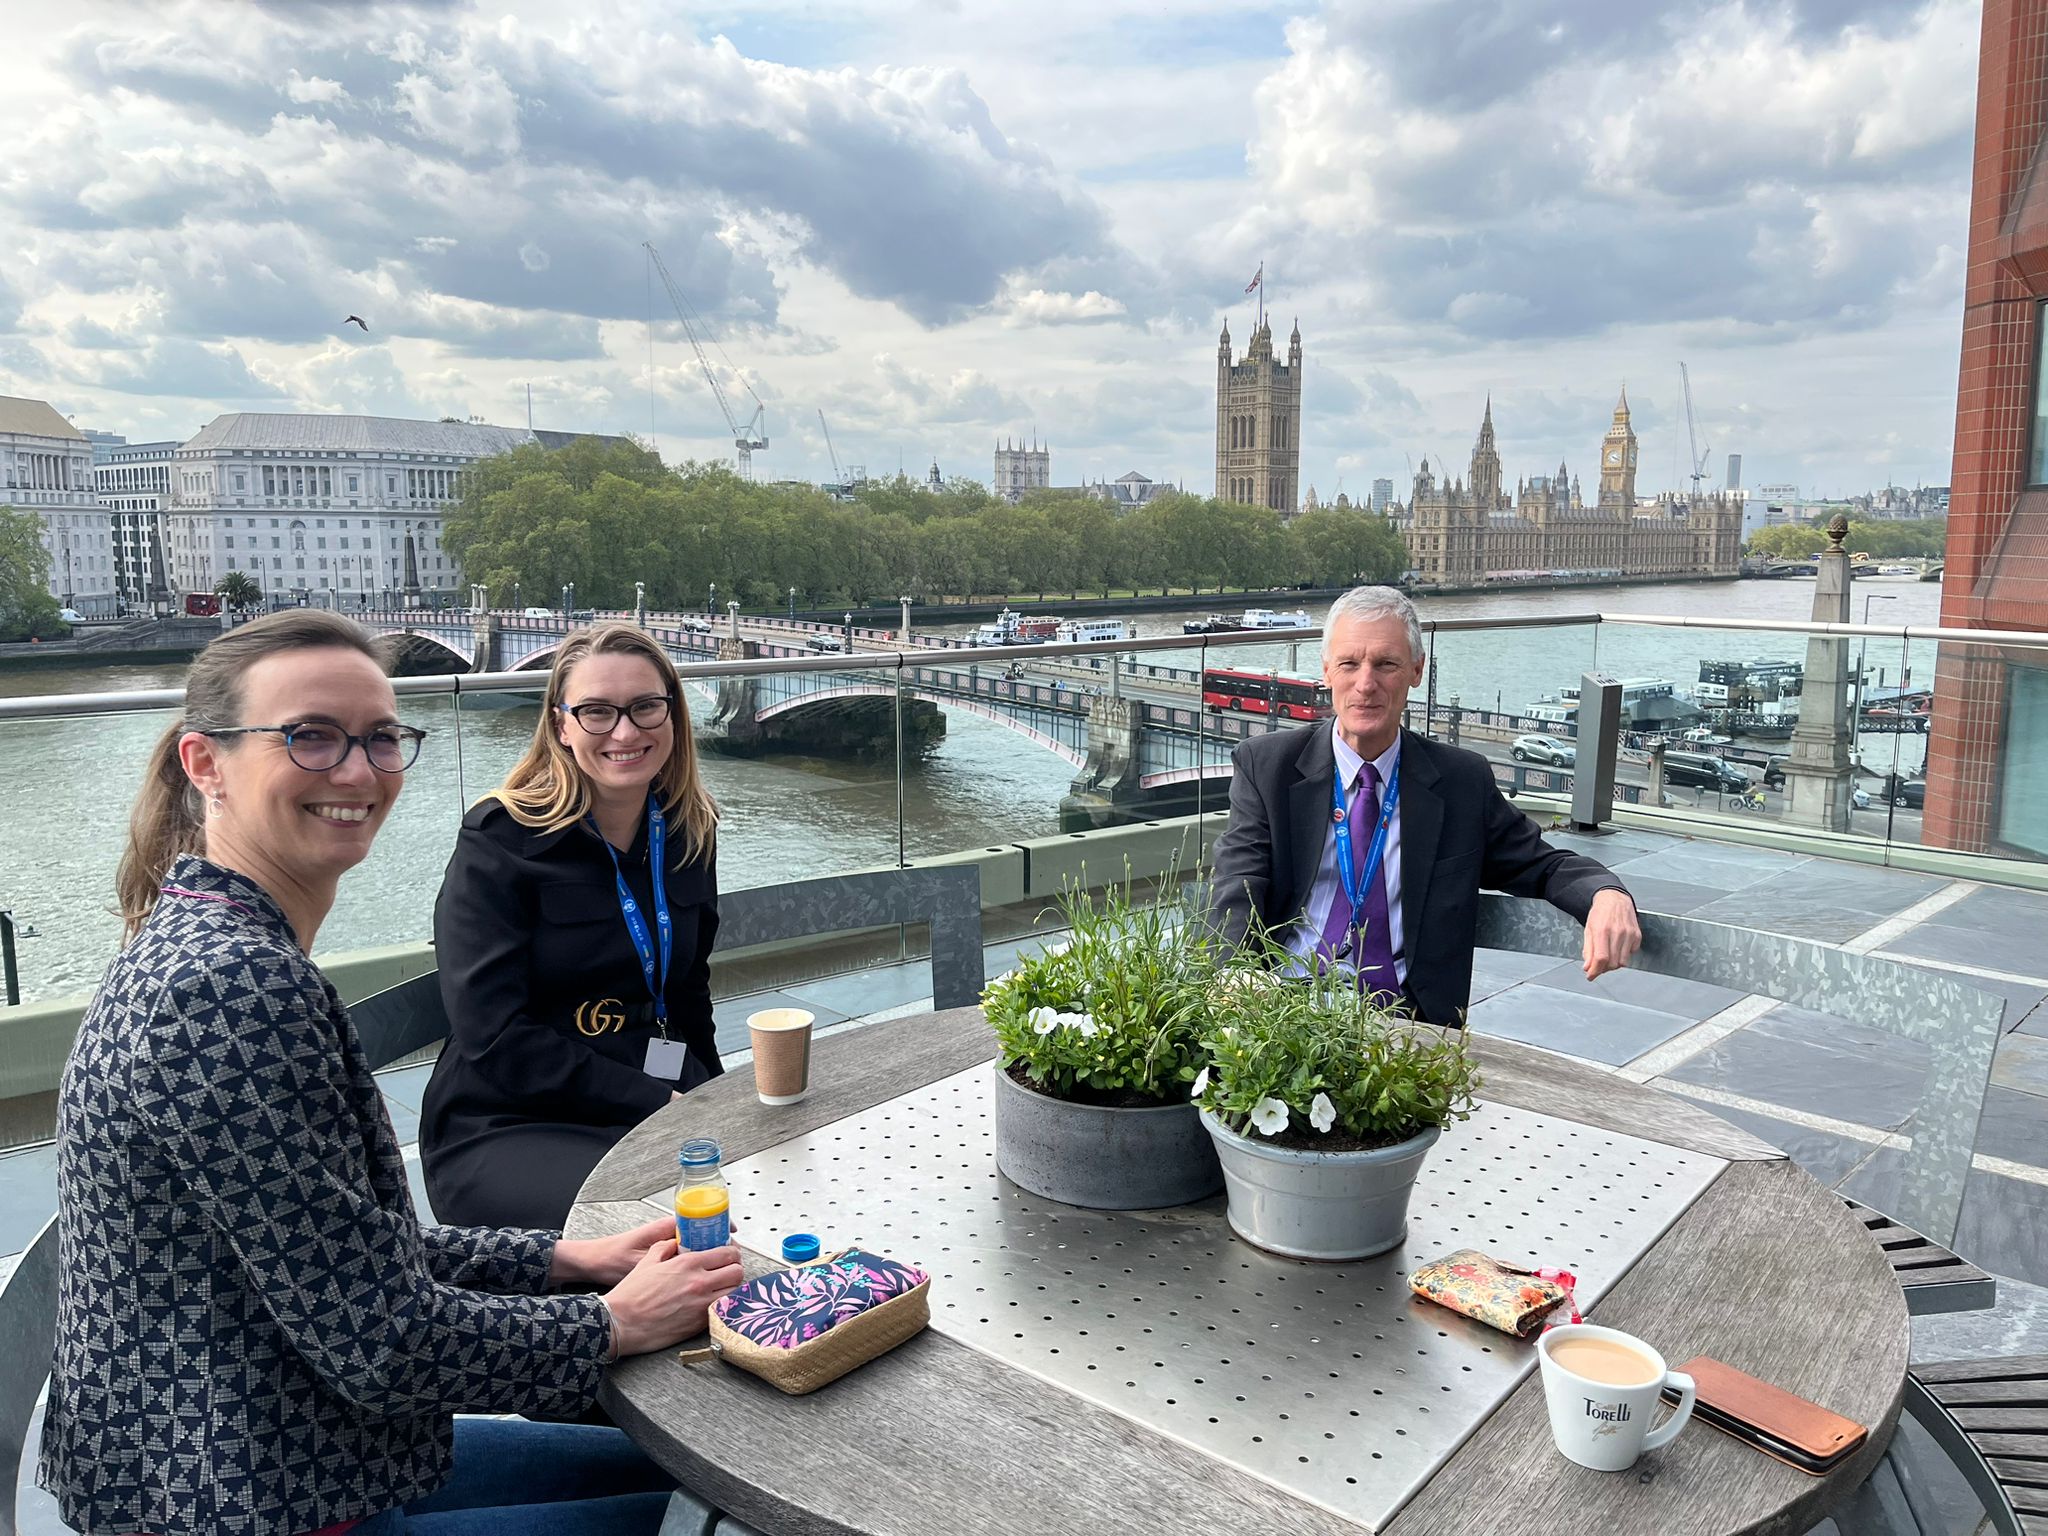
1664, 1356, 1868, 1475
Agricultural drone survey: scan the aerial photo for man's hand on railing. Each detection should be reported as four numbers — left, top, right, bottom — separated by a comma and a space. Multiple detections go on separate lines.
1582, 888, 1643, 981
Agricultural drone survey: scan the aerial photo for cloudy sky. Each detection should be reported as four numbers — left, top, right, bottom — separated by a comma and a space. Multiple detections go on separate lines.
1, 0, 1976, 501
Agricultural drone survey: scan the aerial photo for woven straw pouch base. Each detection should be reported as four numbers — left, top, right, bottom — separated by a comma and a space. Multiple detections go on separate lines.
705, 1254, 931, 1395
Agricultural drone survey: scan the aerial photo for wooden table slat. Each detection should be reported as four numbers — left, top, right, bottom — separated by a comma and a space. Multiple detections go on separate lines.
1994, 1458, 2048, 1488
1884, 1242, 1980, 1271
2015, 1486, 2048, 1518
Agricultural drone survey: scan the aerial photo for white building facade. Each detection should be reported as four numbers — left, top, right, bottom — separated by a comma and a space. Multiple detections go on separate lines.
93, 437, 178, 610
0, 395, 117, 615
164, 414, 548, 605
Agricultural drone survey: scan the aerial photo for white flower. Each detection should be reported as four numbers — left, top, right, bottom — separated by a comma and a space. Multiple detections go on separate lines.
1309, 1093, 1336, 1134
1050, 1009, 1098, 1037
988, 968, 1017, 990
1029, 1006, 1058, 1035
1190, 1066, 1211, 1100
1250, 1097, 1290, 1136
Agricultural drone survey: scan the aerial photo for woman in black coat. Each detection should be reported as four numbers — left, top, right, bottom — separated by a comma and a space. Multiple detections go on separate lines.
421, 622, 723, 1230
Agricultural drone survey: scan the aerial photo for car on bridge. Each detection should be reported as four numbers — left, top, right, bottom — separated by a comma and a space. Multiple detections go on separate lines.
1511, 734, 1576, 767
806, 635, 847, 653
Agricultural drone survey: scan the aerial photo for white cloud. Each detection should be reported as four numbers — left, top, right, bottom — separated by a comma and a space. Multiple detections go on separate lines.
284, 71, 346, 105
1001, 286, 1127, 327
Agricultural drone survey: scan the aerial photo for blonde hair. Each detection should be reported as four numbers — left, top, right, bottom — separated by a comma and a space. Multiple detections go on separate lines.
489, 621, 717, 858
117, 610, 391, 938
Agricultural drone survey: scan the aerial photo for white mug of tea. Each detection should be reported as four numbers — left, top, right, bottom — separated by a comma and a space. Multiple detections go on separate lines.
1537, 1323, 1696, 1472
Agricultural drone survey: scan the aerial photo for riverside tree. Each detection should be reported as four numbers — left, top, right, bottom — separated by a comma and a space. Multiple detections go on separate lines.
0, 506, 64, 641
441, 441, 1410, 611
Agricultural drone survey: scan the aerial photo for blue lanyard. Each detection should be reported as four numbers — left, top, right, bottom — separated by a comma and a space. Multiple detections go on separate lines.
1331, 751, 1401, 948
592, 795, 672, 1029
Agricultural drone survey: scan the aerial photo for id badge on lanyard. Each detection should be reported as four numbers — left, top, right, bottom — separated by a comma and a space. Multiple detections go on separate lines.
1331, 754, 1400, 959
593, 795, 680, 1078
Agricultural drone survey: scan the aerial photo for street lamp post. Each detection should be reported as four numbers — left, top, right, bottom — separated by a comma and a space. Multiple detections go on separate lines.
1856, 592, 1898, 730
789, 586, 796, 622
708, 582, 716, 617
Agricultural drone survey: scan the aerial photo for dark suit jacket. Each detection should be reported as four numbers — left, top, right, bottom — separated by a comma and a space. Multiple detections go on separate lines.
420, 800, 721, 1223
1207, 725, 1632, 1025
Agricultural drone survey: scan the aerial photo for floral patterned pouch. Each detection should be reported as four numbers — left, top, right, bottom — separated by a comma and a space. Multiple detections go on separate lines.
1408, 1248, 1581, 1338
692, 1248, 932, 1395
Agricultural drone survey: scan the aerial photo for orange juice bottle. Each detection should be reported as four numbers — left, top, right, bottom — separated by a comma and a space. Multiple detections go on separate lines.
675, 1138, 730, 1251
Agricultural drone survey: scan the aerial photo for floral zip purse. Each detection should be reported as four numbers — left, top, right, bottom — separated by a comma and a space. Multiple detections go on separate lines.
1408, 1249, 1581, 1338
686, 1248, 931, 1395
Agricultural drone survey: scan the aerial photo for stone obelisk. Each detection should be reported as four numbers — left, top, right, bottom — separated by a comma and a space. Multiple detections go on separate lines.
1783, 514, 1856, 830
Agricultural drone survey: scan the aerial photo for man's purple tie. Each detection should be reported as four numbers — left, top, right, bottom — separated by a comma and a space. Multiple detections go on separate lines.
1319, 761, 1396, 992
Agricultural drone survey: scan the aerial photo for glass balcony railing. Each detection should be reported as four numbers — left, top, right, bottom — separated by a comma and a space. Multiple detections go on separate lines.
1, 610, 2044, 1012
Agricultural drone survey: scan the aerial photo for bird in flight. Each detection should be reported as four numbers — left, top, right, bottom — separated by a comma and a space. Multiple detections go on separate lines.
344, 315, 369, 332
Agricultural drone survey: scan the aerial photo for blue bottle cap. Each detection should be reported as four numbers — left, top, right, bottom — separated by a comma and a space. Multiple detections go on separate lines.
781, 1232, 821, 1264
678, 1137, 722, 1168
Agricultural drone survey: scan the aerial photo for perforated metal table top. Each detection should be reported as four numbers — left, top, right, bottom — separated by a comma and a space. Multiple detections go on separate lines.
659, 1066, 1727, 1532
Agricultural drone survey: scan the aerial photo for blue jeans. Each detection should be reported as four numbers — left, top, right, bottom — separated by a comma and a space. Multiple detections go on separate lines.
351, 1417, 678, 1534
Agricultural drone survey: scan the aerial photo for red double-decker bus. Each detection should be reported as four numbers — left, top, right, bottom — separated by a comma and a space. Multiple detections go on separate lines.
1201, 668, 1331, 720
183, 592, 223, 617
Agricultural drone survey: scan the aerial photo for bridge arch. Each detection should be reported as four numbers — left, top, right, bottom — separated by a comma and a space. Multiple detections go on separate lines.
755, 684, 1086, 768
385, 627, 475, 676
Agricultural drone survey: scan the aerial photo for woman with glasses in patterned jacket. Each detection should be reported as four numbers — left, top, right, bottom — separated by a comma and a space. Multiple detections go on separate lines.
39, 610, 742, 1536
420, 622, 722, 1231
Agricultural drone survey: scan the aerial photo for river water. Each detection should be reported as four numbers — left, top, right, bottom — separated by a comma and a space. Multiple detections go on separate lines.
0, 577, 1943, 1003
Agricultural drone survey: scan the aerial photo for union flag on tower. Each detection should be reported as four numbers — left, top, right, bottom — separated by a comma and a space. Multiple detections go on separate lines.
1245, 263, 1263, 294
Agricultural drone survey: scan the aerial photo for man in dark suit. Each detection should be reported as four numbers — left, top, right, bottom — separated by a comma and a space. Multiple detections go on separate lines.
1208, 586, 1641, 1025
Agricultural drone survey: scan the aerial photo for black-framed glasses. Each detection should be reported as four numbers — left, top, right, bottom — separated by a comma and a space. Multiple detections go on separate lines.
201, 722, 427, 772
558, 695, 674, 734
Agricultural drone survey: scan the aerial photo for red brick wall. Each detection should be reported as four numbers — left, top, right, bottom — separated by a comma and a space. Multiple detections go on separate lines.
1929, 0, 2048, 851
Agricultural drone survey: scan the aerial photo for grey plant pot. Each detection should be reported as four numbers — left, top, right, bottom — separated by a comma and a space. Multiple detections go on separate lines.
1199, 1108, 1441, 1261
992, 1064, 1224, 1210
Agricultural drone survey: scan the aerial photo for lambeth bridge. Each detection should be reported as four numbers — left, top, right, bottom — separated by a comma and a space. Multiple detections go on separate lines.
358, 609, 1297, 825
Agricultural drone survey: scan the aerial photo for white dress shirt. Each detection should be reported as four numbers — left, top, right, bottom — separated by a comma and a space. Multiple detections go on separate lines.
1282, 724, 1406, 986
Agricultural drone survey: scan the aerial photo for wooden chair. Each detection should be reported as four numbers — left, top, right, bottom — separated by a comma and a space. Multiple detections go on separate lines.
1900, 1358, 2046, 1536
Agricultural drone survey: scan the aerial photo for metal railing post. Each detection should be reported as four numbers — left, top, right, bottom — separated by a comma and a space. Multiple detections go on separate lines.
1, 910, 18, 1007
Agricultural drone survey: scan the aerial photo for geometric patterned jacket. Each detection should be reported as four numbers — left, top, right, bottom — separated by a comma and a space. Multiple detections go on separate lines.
38, 856, 613, 1536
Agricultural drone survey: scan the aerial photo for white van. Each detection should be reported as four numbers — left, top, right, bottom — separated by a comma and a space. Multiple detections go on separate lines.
522, 606, 553, 618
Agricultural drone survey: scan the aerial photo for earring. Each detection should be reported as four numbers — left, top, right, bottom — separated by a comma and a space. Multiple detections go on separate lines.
208, 795, 224, 816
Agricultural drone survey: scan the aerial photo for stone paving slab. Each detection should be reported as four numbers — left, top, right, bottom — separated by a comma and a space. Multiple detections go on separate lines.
1603, 871, 1731, 915
1662, 1087, 1881, 1190
1661, 1001, 1930, 1130
1688, 863, 1950, 943
1523, 958, 1748, 1023
1465, 984, 1699, 1067
1879, 885, 2048, 974
1994, 1030, 2048, 1097
1608, 841, 1809, 892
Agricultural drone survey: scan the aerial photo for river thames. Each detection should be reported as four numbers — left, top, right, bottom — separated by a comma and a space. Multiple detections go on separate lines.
0, 577, 1942, 1003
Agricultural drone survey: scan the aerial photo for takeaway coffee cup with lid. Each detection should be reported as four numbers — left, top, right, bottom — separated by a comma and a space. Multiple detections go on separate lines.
748, 1008, 814, 1105
1537, 1323, 1697, 1472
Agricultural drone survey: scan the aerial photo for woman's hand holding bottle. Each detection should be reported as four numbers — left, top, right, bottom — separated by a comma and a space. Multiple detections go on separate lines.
602, 1233, 744, 1356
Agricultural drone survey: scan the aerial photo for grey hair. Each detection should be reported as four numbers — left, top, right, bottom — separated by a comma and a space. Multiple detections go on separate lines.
1326, 585, 1424, 660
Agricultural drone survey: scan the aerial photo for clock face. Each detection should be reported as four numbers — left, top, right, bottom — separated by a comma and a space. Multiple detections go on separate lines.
1604, 447, 1619, 465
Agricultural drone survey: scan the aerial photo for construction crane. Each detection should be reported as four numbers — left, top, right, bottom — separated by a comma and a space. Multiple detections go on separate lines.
1680, 362, 1711, 499
644, 241, 768, 478
817, 409, 844, 483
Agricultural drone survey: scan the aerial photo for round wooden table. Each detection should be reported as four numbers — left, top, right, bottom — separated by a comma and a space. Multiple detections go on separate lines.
568, 1006, 1909, 1536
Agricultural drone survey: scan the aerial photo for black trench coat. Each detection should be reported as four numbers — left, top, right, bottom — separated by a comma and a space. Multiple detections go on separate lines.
419, 798, 721, 1229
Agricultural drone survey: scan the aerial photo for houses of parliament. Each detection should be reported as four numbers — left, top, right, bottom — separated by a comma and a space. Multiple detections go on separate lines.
1400, 393, 1742, 584
1211, 320, 1742, 586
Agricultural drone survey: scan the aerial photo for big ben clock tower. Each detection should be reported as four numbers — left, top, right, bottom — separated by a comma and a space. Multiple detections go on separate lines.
1597, 386, 1638, 514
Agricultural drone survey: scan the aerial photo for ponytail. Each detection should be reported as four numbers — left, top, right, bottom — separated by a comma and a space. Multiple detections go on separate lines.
116, 721, 208, 938
112, 609, 390, 940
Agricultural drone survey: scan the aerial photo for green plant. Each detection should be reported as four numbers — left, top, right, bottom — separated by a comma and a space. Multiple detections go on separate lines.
1193, 959, 1480, 1151
984, 873, 1217, 1106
